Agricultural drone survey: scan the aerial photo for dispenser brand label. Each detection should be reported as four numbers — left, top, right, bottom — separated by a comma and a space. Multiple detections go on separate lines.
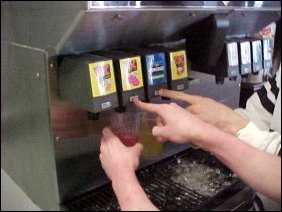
263, 39, 272, 61
252, 40, 262, 64
88, 60, 116, 97
169, 50, 188, 80
101, 101, 112, 109
227, 42, 239, 67
145, 53, 167, 86
119, 56, 144, 91
177, 84, 185, 90
240, 42, 251, 65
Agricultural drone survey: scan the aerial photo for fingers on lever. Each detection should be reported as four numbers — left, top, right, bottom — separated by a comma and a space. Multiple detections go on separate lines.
159, 89, 198, 104
133, 99, 160, 114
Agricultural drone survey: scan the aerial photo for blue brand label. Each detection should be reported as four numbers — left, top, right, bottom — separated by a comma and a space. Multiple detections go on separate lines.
145, 53, 167, 86
263, 39, 272, 61
252, 41, 262, 64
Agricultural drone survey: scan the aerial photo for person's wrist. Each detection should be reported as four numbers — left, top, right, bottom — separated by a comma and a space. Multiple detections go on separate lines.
196, 122, 224, 150
189, 121, 212, 148
111, 167, 137, 195
111, 165, 136, 184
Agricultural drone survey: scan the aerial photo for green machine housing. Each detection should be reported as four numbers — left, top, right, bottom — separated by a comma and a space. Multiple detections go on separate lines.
94, 51, 145, 110
59, 54, 119, 113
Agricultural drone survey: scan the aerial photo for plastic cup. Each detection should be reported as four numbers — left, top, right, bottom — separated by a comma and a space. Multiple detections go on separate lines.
139, 112, 163, 158
109, 111, 140, 147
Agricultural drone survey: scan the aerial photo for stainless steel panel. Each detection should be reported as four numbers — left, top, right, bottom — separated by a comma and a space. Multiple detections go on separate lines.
87, 1, 281, 9
2, 2, 280, 56
1, 42, 60, 211
227, 10, 280, 36
59, 9, 280, 55
58, 10, 213, 55
1, 1, 86, 50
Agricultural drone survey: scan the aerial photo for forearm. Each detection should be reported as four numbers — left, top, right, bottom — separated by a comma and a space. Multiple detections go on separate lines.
112, 171, 159, 211
199, 124, 281, 201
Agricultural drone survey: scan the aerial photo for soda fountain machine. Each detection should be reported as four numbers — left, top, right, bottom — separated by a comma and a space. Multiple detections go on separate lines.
94, 50, 146, 110
125, 47, 169, 101
1, 1, 281, 211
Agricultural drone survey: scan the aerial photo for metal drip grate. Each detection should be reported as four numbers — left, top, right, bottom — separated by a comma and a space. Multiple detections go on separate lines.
66, 185, 120, 211
64, 148, 245, 211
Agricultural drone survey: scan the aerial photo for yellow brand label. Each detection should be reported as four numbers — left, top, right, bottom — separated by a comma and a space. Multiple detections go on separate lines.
119, 57, 144, 91
88, 60, 116, 97
170, 50, 188, 80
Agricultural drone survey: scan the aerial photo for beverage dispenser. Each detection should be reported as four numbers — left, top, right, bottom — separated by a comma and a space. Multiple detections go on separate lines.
239, 39, 264, 84
145, 48, 190, 91
59, 54, 119, 113
250, 40, 263, 74
185, 10, 280, 84
1, 1, 280, 211
262, 38, 273, 75
150, 46, 189, 90
125, 48, 168, 101
238, 40, 252, 77
222, 41, 240, 81
166, 49, 189, 91
95, 51, 145, 110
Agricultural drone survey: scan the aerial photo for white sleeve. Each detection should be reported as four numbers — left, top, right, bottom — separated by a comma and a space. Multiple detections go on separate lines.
237, 121, 281, 155
235, 94, 273, 131
235, 69, 281, 155
235, 70, 281, 130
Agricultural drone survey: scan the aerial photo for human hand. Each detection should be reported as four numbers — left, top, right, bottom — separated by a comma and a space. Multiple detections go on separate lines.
99, 127, 143, 181
133, 100, 209, 146
158, 89, 248, 135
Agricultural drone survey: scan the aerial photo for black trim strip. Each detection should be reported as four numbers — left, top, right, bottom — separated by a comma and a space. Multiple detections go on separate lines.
254, 195, 265, 211
257, 86, 275, 114
269, 74, 279, 99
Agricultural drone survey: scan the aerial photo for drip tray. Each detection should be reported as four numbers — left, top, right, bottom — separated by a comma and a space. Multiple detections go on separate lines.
64, 148, 254, 211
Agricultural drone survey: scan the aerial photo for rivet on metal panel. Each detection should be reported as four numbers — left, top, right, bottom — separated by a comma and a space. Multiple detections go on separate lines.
187, 12, 196, 18
113, 13, 122, 20
35, 73, 40, 78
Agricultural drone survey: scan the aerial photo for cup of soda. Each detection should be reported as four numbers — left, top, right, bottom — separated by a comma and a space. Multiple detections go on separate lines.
109, 111, 140, 147
139, 112, 163, 158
